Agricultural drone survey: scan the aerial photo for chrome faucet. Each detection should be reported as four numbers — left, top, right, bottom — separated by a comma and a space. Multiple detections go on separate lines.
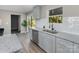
51, 23, 54, 30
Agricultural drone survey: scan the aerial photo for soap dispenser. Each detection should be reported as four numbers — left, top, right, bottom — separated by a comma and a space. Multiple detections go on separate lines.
43, 25, 45, 30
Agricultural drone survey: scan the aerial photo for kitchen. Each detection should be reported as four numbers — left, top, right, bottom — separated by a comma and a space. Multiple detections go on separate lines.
26, 5, 79, 53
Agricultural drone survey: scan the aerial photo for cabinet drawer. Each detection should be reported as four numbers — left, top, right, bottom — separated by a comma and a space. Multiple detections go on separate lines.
56, 38, 74, 53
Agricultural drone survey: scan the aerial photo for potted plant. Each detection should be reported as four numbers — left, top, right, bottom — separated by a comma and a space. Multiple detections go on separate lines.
21, 20, 27, 30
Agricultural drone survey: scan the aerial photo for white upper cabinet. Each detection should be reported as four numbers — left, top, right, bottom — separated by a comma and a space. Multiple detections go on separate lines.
33, 6, 41, 20
56, 37, 74, 53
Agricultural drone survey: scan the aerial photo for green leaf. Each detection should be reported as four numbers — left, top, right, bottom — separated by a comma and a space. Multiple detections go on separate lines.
21, 20, 27, 27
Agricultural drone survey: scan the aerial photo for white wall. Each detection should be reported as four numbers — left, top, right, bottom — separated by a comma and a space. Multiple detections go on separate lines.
20, 14, 27, 33
63, 5, 79, 17
36, 5, 79, 33
0, 10, 26, 34
40, 5, 62, 18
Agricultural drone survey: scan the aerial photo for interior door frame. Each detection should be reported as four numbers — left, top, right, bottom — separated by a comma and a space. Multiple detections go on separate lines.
11, 14, 21, 33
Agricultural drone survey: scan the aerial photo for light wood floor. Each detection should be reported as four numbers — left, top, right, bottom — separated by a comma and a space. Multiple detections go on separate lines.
16, 33, 45, 53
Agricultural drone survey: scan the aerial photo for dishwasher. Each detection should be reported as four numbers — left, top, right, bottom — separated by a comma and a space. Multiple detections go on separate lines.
32, 29, 38, 44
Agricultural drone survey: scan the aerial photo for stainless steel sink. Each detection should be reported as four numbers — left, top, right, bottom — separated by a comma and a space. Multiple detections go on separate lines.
43, 29, 58, 34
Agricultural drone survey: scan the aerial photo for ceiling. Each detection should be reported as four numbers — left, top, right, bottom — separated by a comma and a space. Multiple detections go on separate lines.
0, 5, 35, 13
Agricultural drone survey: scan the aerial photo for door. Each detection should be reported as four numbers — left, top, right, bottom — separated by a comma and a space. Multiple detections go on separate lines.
11, 15, 20, 33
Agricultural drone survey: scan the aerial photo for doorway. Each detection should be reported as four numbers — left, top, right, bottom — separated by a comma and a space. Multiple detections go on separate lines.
11, 15, 20, 33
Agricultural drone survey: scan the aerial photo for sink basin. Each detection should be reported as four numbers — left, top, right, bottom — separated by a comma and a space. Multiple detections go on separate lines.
43, 29, 58, 34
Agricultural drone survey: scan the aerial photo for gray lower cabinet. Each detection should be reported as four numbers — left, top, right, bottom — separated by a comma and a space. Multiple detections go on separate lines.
56, 37, 74, 53
32, 29, 38, 44
74, 44, 79, 53
39, 32, 55, 53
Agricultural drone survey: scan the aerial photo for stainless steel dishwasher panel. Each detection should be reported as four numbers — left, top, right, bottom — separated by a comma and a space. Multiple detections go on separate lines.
32, 29, 38, 44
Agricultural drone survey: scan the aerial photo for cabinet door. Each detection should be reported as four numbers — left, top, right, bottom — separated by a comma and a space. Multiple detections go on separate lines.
74, 44, 79, 53
38, 32, 45, 50
33, 6, 41, 19
39, 32, 55, 53
56, 37, 74, 53
43, 34, 55, 53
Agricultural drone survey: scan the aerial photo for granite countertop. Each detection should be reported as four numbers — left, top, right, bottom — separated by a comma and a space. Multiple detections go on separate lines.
31, 28, 79, 44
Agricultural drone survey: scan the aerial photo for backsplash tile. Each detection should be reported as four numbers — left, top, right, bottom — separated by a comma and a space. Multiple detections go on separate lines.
59, 17, 79, 33
36, 17, 79, 33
